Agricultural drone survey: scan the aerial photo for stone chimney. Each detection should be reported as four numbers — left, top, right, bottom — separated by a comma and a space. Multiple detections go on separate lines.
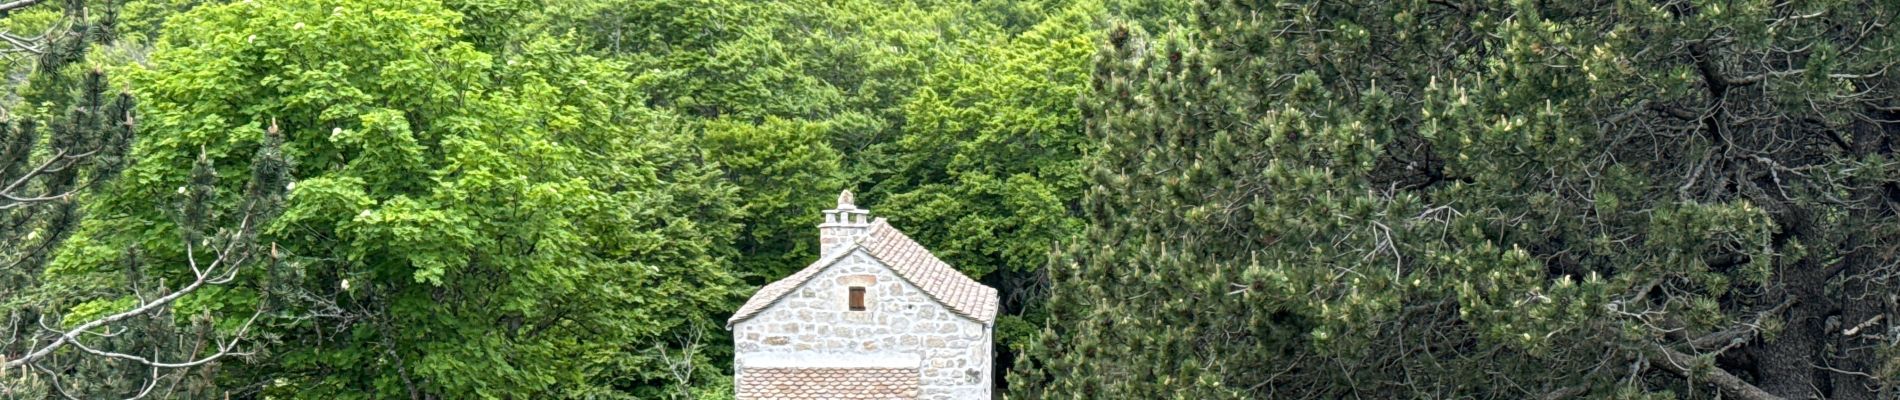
820, 189, 872, 258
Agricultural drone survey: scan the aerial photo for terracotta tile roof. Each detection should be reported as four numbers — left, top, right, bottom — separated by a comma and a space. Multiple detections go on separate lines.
855, 220, 999, 323
727, 219, 1000, 327
727, 247, 850, 327
736, 367, 920, 399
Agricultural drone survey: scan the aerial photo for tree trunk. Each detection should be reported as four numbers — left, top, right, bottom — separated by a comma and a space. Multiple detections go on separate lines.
1752, 204, 1827, 398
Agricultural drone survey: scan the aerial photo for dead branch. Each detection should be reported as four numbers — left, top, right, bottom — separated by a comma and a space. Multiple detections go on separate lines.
1647, 342, 1783, 400
0, 0, 45, 14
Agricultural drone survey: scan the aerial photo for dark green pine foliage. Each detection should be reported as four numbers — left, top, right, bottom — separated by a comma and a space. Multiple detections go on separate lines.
1, 0, 138, 396
3, 97, 289, 399
1, 0, 134, 286
0, 72, 139, 397
1015, 1, 1898, 398
2, 70, 133, 281
2, 1, 294, 397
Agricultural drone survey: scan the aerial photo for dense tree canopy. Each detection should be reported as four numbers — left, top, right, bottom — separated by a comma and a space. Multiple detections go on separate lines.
4, 0, 1897, 398
0, 0, 285, 396
6, 0, 1103, 397
1014, 0, 1899, 398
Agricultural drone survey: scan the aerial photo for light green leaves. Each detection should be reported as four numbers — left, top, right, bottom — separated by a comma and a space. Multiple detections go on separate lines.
57, 0, 752, 396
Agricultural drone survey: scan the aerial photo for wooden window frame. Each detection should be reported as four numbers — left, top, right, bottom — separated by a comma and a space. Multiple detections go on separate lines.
849, 286, 867, 311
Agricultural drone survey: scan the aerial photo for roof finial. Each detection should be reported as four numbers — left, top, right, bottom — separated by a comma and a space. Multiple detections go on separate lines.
837, 189, 855, 209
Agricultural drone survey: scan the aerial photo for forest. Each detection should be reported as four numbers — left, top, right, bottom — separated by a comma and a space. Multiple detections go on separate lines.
0, 0, 1896, 398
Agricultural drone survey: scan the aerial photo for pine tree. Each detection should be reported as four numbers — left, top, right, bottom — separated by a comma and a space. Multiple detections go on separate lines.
1, 0, 133, 282
1015, 1, 1900, 398
2, 0, 289, 397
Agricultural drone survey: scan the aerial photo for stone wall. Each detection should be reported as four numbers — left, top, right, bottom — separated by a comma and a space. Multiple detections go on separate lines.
733, 249, 991, 399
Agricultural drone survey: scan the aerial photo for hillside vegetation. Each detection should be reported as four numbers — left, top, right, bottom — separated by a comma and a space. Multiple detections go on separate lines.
2, 0, 1896, 398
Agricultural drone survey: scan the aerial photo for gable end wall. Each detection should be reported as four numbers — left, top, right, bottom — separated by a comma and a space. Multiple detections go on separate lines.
733, 249, 992, 399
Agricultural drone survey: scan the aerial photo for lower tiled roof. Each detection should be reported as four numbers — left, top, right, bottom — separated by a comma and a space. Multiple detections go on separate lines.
736, 367, 920, 399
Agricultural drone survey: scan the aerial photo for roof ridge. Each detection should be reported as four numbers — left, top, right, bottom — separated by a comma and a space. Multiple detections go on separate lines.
725, 242, 864, 328
855, 220, 998, 324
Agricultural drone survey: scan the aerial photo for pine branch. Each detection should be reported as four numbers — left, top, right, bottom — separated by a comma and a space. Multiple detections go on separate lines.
1646, 342, 1782, 400
3, 126, 284, 370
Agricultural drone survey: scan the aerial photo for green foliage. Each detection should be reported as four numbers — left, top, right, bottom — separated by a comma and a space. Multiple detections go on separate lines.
48, 0, 745, 397
1016, 0, 1900, 398
528, 0, 1113, 393
877, 0, 1098, 279
703, 117, 844, 280
21, 0, 1894, 398
0, 0, 180, 396
17, 0, 1119, 396
539, 0, 1109, 385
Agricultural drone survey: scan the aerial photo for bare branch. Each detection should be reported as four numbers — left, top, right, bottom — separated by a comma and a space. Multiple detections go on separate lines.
1689, 296, 1796, 351
0, 0, 45, 14
1, 233, 257, 369
1646, 342, 1783, 400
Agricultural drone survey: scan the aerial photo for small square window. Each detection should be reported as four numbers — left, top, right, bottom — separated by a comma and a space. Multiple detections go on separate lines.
849, 287, 866, 311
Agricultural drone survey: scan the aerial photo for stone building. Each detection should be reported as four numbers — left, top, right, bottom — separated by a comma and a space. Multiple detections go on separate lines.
728, 190, 999, 399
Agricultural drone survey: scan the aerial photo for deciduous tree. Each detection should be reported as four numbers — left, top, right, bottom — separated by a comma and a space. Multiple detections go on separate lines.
51, 0, 748, 397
